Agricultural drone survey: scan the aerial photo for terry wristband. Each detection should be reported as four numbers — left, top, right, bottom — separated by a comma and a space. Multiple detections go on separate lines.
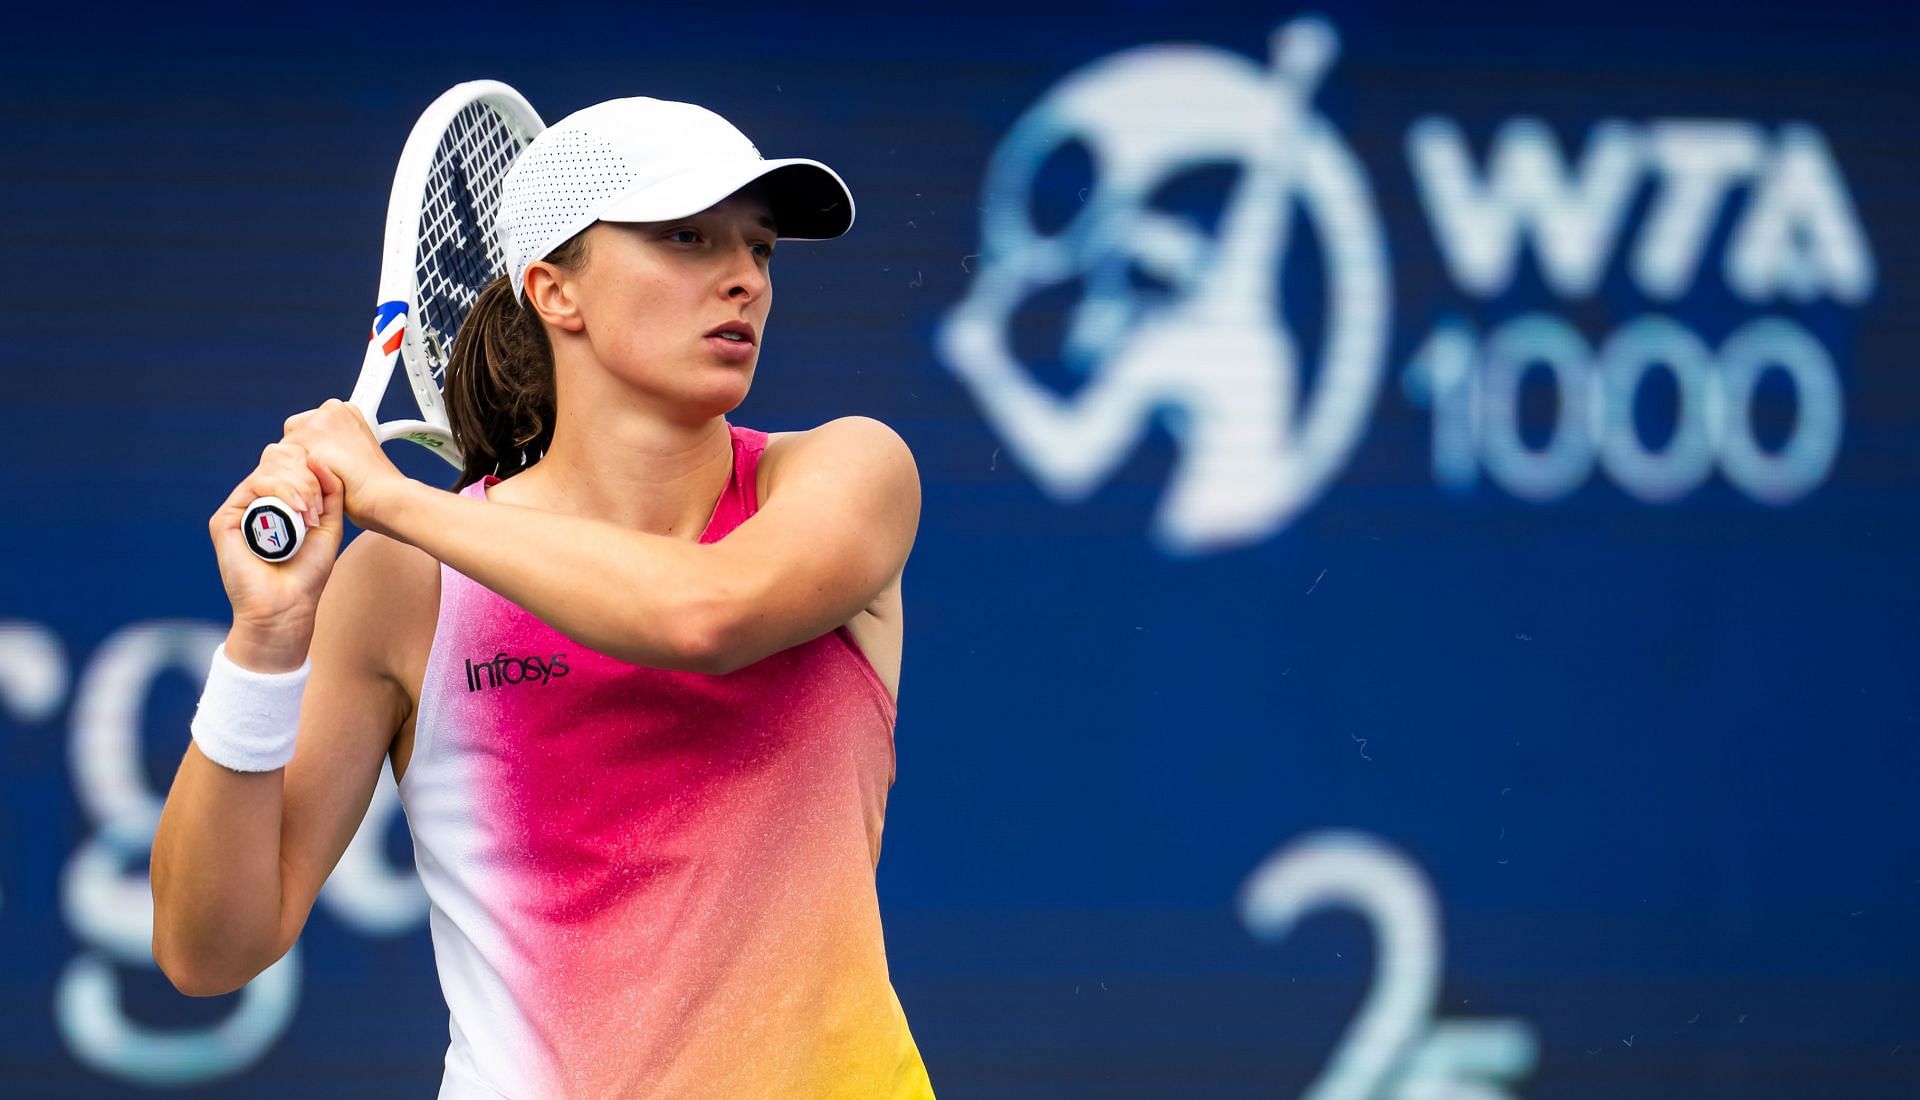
189, 643, 310, 772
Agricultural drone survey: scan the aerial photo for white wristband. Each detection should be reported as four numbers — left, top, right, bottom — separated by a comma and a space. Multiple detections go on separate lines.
190, 643, 310, 772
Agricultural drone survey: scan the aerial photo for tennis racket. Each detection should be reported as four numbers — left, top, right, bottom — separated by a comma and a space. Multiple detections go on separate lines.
243, 80, 545, 562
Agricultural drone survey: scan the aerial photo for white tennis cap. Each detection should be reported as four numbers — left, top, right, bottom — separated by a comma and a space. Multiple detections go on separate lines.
498, 97, 855, 300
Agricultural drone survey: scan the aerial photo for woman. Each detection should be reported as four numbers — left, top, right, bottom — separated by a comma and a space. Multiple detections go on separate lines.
152, 97, 935, 1098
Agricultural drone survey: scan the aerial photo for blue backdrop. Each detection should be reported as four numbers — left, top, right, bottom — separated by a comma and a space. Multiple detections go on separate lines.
3, 1, 1916, 1095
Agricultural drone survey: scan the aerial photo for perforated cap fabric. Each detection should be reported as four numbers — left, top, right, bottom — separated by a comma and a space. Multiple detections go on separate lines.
497, 97, 854, 301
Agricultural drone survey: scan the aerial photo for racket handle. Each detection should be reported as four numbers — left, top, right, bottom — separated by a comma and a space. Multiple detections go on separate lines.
242, 496, 308, 562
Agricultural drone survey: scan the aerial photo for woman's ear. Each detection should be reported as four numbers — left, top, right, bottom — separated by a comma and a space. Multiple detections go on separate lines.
524, 261, 586, 333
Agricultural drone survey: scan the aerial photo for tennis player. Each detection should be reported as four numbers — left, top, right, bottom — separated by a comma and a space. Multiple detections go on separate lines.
152, 97, 935, 1098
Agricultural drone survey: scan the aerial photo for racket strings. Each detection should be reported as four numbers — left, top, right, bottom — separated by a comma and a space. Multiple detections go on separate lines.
416, 102, 534, 385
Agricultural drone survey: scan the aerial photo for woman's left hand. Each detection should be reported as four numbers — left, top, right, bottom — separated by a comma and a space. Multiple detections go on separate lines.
279, 399, 409, 535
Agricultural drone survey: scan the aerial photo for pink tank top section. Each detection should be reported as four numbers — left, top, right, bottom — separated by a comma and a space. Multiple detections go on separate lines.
400, 423, 934, 1099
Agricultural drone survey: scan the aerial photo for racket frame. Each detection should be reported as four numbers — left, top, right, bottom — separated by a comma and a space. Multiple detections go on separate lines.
242, 81, 543, 563
348, 80, 546, 467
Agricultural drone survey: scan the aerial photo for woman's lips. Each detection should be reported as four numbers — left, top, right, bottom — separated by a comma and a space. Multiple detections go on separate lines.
704, 334, 756, 362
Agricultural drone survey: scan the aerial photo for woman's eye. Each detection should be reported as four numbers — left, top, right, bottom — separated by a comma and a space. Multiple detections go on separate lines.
669, 229, 701, 243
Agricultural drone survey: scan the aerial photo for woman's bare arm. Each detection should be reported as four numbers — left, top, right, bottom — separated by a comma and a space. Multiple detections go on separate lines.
151, 531, 422, 995
358, 415, 920, 674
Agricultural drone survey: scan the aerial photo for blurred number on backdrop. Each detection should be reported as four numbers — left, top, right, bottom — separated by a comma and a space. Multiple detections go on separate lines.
1241, 832, 1538, 1100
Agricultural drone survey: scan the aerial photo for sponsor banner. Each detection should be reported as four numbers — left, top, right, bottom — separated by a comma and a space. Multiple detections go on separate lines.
2, 4, 1914, 1094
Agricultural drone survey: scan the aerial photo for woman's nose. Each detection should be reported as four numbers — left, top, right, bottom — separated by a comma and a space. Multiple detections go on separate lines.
723, 243, 768, 300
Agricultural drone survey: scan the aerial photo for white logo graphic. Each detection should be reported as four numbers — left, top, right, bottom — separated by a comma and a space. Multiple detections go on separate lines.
937, 17, 1390, 555
944, 20, 1874, 550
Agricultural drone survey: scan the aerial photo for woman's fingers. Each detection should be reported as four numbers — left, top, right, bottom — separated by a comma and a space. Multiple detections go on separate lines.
257, 442, 322, 523
308, 454, 344, 531
212, 441, 324, 534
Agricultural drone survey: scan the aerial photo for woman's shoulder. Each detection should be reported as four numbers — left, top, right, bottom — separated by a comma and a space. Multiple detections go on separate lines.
758, 416, 917, 491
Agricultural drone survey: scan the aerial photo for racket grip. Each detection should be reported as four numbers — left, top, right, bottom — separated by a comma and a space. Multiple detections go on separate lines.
242, 496, 308, 563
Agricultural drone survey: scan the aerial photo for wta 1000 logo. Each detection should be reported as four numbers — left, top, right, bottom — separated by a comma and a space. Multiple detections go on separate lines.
937, 16, 1874, 554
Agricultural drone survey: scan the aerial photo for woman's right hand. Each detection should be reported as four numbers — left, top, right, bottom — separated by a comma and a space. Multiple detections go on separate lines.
209, 441, 347, 658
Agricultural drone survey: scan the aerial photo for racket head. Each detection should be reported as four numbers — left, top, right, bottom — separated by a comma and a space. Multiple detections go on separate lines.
376, 81, 545, 465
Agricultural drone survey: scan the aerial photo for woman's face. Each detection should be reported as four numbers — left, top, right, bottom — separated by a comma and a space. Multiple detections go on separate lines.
567, 190, 776, 418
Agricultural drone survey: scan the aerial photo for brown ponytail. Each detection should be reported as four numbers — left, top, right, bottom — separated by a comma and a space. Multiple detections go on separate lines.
443, 232, 591, 489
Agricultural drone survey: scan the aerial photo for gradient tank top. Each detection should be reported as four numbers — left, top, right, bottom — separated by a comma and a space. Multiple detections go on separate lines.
398, 423, 934, 1098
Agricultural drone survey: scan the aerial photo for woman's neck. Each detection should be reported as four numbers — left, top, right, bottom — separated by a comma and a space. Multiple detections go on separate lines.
487, 411, 735, 541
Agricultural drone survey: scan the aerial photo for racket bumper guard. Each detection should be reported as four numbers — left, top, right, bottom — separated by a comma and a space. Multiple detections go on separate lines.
242, 496, 306, 562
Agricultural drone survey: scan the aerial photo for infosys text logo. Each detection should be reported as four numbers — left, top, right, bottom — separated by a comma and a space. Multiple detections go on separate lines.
464, 652, 570, 693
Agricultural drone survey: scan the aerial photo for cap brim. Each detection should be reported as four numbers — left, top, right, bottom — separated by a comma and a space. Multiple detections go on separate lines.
596, 158, 854, 240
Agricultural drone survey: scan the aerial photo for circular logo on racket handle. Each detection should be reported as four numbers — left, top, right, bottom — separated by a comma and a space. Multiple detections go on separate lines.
242, 497, 306, 563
